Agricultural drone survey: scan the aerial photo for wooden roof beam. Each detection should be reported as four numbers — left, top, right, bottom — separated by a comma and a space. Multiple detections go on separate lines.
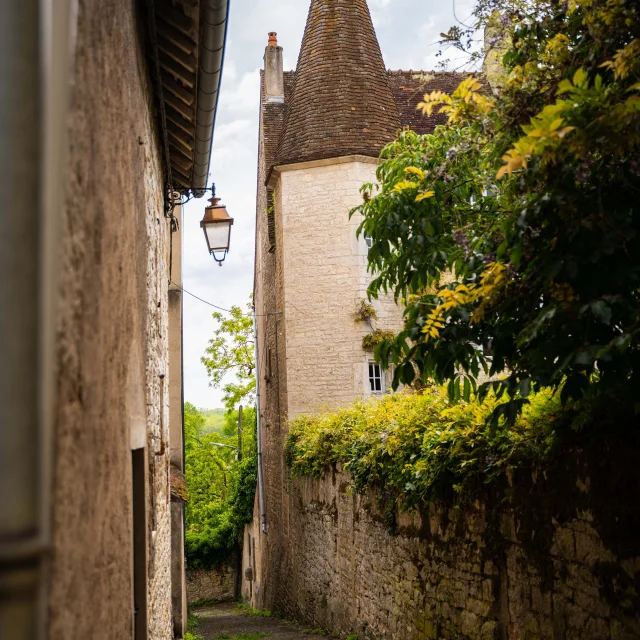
160, 71, 195, 106
168, 126, 193, 153
157, 34, 197, 74
159, 51, 196, 89
156, 0, 194, 38
155, 21, 196, 56
166, 104, 195, 137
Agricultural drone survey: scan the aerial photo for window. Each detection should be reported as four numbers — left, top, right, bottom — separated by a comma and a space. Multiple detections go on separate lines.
368, 362, 384, 393
364, 233, 373, 250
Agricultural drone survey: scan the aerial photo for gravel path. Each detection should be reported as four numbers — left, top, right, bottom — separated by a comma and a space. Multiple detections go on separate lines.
192, 602, 328, 640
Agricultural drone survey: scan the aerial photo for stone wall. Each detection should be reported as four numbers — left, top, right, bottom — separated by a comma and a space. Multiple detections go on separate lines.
245, 439, 640, 639
187, 563, 237, 605
276, 157, 406, 420
48, 0, 173, 637
253, 156, 407, 609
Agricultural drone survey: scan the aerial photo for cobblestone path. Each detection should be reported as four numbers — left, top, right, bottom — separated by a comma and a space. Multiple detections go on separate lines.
192, 602, 327, 640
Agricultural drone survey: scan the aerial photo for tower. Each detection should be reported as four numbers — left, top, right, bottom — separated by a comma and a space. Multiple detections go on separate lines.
248, 0, 471, 614
249, 0, 407, 610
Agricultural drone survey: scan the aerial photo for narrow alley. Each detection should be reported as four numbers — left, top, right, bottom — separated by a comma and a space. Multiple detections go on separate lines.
191, 603, 329, 640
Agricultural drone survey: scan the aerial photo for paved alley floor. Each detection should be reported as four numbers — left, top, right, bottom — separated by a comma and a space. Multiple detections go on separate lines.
192, 602, 330, 640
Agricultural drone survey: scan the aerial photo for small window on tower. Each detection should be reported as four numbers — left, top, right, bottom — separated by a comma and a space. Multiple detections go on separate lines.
368, 362, 384, 393
364, 233, 373, 250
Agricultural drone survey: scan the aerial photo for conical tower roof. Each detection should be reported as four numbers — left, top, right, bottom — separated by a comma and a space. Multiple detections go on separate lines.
275, 0, 400, 168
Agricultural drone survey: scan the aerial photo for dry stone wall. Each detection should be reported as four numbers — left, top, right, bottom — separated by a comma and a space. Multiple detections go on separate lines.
246, 439, 640, 639
187, 564, 237, 604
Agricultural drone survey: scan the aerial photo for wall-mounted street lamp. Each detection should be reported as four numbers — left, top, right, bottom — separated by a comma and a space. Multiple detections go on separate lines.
200, 191, 234, 266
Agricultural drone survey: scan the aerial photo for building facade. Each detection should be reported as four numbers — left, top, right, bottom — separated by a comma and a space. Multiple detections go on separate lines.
0, 0, 228, 638
246, 0, 467, 610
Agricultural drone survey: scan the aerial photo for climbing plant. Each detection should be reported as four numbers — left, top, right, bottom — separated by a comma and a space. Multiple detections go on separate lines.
362, 329, 396, 351
355, 299, 378, 323
352, 0, 640, 421
285, 386, 564, 511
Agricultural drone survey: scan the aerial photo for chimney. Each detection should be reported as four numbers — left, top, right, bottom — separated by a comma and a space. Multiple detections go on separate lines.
264, 32, 284, 103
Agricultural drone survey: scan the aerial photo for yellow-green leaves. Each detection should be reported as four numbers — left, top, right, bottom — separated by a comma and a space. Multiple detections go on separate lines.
417, 76, 494, 124
392, 180, 419, 193
600, 39, 640, 80
285, 386, 562, 510
415, 191, 435, 202
421, 264, 511, 340
496, 71, 593, 179
404, 166, 425, 179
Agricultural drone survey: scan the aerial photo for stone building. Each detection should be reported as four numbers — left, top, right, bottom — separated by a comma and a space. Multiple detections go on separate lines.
0, 1, 228, 638
247, 0, 467, 610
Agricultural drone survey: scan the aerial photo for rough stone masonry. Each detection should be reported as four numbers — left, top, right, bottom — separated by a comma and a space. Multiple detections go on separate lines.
244, 438, 640, 639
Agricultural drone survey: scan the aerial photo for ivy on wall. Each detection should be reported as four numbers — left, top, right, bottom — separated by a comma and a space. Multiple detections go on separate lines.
285, 386, 564, 511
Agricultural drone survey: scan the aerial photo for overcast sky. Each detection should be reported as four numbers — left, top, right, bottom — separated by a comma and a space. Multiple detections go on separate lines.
182, 0, 478, 410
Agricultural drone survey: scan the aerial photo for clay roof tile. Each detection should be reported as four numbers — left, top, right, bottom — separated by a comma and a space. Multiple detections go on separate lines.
275, 0, 401, 167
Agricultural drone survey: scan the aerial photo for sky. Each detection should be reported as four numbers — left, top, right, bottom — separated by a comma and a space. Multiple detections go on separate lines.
182, 0, 478, 410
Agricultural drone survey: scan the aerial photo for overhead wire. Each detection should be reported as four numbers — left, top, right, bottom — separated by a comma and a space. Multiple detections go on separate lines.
170, 280, 275, 318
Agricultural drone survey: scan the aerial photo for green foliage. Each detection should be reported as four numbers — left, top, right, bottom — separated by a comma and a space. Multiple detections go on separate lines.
362, 329, 396, 351
355, 300, 378, 323
202, 298, 256, 412
216, 634, 268, 640
352, 0, 640, 421
235, 603, 272, 617
200, 408, 226, 434
189, 598, 218, 609
185, 613, 204, 640
285, 387, 564, 510
185, 403, 258, 569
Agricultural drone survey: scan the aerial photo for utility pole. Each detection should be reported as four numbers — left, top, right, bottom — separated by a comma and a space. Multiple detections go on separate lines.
237, 405, 243, 461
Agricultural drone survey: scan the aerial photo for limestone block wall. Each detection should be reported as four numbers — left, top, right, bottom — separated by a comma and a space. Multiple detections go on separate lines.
259, 442, 640, 640
49, 0, 173, 637
187, 564, 237, 604
252, 156, 408, 608
278, 158, 406, 420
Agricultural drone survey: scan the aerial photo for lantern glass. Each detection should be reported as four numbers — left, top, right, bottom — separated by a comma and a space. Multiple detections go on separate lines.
200, 196, 234, 258
203, 220, 232, 252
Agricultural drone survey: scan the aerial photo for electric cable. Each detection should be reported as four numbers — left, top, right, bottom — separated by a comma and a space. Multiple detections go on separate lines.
170, 280, 278, 319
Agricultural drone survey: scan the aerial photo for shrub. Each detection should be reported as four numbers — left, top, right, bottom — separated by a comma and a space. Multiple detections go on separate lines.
285, 386, 564, 511
352, 0, 640, 421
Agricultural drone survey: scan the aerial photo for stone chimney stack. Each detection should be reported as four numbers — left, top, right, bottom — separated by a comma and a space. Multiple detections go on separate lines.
264, 32, 284, 103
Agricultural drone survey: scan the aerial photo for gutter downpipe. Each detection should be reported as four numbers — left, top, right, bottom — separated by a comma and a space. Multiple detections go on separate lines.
192, 0, 231, 197
253, 312, 268, 535
0, 2, 42, 635
0, 0, 74, 637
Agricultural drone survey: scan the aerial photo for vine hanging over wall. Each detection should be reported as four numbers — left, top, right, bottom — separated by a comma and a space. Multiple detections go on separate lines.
355, 299, 378, 324
362, 329, 396, 351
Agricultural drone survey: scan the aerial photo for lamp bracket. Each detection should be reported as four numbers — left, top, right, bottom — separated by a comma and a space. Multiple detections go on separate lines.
164, 182, 218, 216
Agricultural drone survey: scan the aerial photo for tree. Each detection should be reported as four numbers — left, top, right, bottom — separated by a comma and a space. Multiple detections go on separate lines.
184, 402, 258, 569
201, 298, 255, 412
353, 0, 640, 422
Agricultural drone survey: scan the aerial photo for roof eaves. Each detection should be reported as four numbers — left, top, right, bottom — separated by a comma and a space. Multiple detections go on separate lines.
144, 0, 230, 197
